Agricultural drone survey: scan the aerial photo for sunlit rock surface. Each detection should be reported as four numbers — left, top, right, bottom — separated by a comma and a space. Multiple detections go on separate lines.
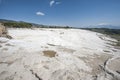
0, 28, 120, 80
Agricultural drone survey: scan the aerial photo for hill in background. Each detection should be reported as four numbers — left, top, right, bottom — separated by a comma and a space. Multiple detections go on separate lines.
0, 19, 71, 29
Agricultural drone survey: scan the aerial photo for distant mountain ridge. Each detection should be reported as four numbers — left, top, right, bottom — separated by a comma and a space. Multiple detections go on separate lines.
85, 24, 120, 29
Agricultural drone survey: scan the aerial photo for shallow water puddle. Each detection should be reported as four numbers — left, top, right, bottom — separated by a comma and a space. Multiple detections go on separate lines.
43, 50, 57, 58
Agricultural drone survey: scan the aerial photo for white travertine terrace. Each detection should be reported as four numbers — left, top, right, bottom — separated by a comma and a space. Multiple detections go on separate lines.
0, 28, 120, 80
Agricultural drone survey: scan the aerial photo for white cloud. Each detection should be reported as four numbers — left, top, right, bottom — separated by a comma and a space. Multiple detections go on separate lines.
50, 0, 61, 7
36, 11, 45, 16
50, 0, 55, 7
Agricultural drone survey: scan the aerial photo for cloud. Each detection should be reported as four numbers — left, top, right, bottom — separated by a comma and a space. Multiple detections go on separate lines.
50, 0, 61, 7
36, 11, 45, 16
50, 0, 55, 7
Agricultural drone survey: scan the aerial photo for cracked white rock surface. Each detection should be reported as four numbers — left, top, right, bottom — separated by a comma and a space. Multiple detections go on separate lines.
0, 28, 120, 80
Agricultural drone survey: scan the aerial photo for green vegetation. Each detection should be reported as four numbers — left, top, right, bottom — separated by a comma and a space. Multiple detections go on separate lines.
3, 22, 32, 28
0, 19, 72, 29
34, 25, 71, 28
2, 22, 71, 29
83, 28, 120, 35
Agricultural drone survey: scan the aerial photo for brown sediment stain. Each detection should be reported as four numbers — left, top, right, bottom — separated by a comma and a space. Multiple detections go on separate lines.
43, 50, 57, 58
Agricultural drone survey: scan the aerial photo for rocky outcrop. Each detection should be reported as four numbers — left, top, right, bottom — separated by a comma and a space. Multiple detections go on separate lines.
0, 23, 12, 39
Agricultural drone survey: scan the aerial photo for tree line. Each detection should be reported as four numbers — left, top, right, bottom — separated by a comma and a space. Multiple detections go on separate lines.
2, 22, 72, 29
3, 22, 32, 28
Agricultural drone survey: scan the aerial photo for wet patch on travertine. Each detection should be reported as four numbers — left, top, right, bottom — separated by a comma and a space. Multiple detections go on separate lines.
0, 61, 14, 66
60, 32, 64, 35
2, 48, 8, 51
112, 49, 117, 52
0, 45, 2, 48
0, 40, 8, 43
0, 71, 8, 76
78, 53, 112, 75
43, 50, 57, 58
5, 43, 14, 47
43, 65, 49, 69
45, 46, 49, 49
103, 50, 111, 52
47, 43, 56, 46
50, 30, 54, 31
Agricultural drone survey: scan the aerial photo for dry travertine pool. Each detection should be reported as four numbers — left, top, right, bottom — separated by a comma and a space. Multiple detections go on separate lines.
0, 28, 120, 80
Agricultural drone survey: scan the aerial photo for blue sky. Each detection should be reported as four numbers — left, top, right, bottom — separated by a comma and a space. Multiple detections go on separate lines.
0, 0, 120, 27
